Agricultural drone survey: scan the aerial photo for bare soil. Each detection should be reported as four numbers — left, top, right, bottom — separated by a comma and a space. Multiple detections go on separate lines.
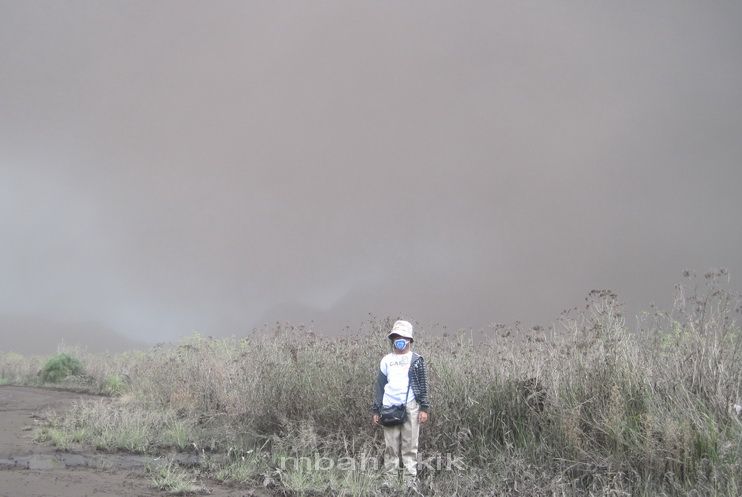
0, 386, 263, 497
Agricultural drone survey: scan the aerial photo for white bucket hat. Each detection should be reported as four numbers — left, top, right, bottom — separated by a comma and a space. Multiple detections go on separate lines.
387, 320, 414, 340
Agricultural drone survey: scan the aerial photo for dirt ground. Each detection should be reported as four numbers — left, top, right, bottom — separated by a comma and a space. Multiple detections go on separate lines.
0, 385, 261, 497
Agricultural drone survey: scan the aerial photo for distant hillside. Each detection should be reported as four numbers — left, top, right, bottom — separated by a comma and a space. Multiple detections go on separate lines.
0, 315, 146, 354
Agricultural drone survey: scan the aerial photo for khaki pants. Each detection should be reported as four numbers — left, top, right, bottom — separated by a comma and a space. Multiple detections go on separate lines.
382, 399, 420, 479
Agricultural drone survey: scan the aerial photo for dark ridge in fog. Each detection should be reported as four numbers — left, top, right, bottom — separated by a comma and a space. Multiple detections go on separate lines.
0, 315, 146, 354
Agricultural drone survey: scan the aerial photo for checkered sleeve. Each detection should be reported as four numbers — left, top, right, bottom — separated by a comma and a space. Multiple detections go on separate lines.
410, 354, 430, 412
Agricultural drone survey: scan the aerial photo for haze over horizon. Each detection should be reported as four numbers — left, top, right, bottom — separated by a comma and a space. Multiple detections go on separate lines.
2, 1, 741, 353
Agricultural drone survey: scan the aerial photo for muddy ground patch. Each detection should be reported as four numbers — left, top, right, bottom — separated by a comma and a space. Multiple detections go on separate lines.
0, 386, 262, 497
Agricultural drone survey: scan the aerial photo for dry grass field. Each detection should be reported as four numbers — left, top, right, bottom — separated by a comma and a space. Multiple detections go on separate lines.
2, 271, 741, 496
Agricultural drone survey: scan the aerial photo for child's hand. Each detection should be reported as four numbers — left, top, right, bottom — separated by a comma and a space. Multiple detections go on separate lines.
372, 414, 380, 426
418, 411, 429, 424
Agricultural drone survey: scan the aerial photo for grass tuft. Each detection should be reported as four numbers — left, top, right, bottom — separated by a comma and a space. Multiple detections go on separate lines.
148, 459, 205, 495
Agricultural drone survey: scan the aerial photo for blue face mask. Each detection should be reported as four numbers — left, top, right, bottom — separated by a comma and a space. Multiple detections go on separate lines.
393, 338, 408, 350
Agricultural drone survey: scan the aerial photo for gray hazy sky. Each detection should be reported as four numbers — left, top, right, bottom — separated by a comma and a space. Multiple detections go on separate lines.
2, 1, 741, 351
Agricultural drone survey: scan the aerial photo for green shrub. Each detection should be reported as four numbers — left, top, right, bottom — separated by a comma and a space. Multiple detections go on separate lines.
102, 373, 126, 396
39, 353, 84, 383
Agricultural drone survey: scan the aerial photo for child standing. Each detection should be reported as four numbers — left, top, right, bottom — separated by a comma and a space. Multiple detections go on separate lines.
371, 320, 430, 490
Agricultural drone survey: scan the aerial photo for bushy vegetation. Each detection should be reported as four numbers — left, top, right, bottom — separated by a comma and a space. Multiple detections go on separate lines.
10, 271, 742, 495
38, 353, 84, 383
0, 346, 139, 392
0, 351, 43, 385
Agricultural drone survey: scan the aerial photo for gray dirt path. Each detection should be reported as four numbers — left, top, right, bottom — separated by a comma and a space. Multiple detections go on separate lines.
0, 385, 262, 497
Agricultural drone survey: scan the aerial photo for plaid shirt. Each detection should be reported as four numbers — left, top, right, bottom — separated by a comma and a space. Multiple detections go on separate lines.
371, 352, 430, 413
